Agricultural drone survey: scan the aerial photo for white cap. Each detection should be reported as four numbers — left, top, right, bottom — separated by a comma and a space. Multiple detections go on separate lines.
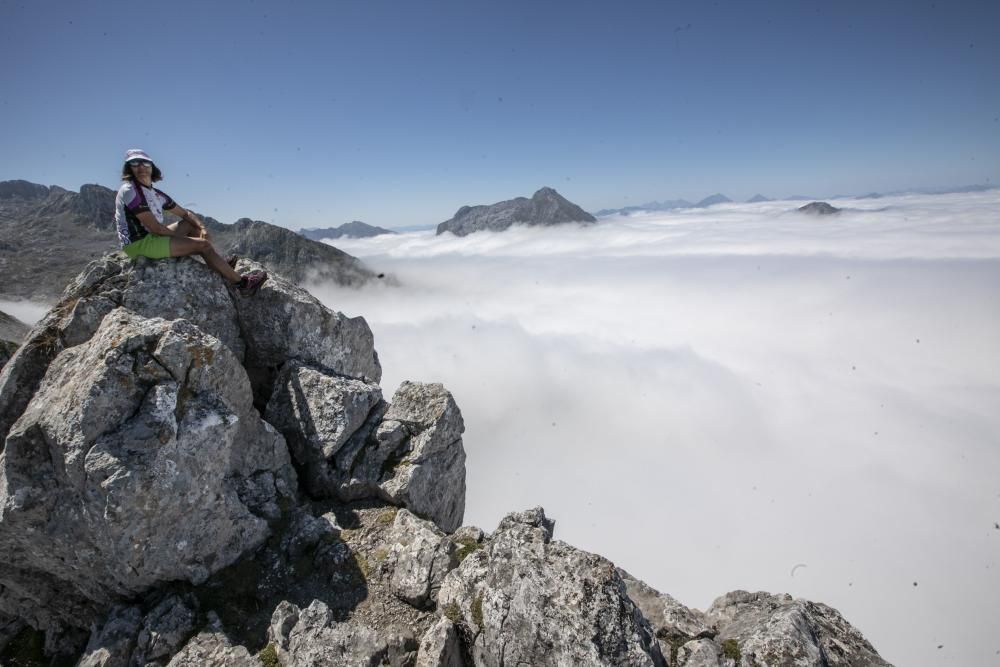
124, 148, 154, 164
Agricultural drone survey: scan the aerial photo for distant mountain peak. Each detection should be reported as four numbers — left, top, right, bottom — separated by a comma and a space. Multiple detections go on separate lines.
437, 187, 596, 237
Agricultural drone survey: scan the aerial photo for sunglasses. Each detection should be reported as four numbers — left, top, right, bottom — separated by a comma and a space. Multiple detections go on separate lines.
128, 160, 152, 168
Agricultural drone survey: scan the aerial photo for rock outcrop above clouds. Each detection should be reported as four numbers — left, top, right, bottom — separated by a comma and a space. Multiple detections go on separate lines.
798, 201, 841, 215
0, 180, 378, 301
0, 253, 891, 665
300, 220, 397, 240
436, 186, 596, 236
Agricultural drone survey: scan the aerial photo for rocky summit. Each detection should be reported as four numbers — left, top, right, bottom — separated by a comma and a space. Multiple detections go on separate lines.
436, 187, 597, 237
0, 254, 891, 666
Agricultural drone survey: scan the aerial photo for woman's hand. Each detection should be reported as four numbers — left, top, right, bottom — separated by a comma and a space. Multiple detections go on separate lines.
187, 213, 209, 239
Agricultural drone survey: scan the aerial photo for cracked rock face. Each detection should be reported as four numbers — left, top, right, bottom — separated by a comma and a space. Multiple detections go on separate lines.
268, 599, 418, 666
388, 509, 456, 608
0, 309, 296, 632
268, 375, 467, 533
437, 507, 665, 666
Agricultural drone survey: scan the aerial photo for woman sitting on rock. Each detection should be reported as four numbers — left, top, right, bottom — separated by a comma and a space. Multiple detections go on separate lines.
115, 148, 268, 295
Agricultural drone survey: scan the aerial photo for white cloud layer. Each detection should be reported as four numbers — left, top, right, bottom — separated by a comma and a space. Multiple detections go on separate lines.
311, 192, 1000, 667
0, 299, 49, 327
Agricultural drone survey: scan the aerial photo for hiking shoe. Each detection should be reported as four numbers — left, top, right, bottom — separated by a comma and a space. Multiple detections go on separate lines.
226, 254, 239, 269
238, 271, 268, 296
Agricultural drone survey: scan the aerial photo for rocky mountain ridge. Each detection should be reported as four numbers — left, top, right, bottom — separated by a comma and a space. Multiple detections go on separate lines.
0, 254, 892, 666
436, 187, 596, 237
0, 180, 378, 301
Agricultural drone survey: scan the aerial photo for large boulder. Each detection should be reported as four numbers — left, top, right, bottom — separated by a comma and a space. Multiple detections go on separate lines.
387, 509, 456, 608
0, 254, 381, 450
437, 507, 665, 666
436, 186, 596, 236
0, 309, 296, 632
415, 617, 464, 667
264, 360, 385, 495
706, 591, 892, 666
230, 257, 382, 396
266, 376, 466, 532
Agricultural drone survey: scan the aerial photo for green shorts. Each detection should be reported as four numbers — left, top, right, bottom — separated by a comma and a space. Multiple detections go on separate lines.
123, 234, 172, 260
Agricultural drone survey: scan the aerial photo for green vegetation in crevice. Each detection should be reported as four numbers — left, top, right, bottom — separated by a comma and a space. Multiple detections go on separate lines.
453, 536, 481, 564
374, 507, 398, 526
258, 643, 279, 667
471, 594, 484, 627
442, 602, 461, 624
722, 638, 742, 662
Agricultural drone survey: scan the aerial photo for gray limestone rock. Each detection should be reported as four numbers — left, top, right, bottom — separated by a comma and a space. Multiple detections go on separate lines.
676, 638, 724, 666
706, 591, 891, 667
0, 309, 295, 633
436, 186, 596, 236
77, 595, 197, 667
0, 253, 381, 453
268, 600, 418, 666
230, 259, 382, 389
77, 605, 143, 667
388, 509, 457, 608
265, 360, 384, 496
269, 376, 467, 533
415, 617, 464, 667
134, 596, 199, 665
437, 507, 665, 666
375, 382, 467, 533
165, 613, 256, 667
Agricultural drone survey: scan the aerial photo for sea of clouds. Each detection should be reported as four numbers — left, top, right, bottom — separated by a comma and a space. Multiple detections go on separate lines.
311, 191, 1000, 667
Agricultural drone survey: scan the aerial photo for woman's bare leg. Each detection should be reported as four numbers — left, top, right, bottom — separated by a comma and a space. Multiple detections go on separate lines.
170, 236, 242, 283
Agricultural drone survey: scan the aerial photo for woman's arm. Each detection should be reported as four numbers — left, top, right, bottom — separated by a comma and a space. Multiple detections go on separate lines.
168, 205, 208, 238
135, 210, 179, 237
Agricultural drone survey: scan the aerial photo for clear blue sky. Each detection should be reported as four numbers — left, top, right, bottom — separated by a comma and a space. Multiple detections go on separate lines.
2, 0, 998, 228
